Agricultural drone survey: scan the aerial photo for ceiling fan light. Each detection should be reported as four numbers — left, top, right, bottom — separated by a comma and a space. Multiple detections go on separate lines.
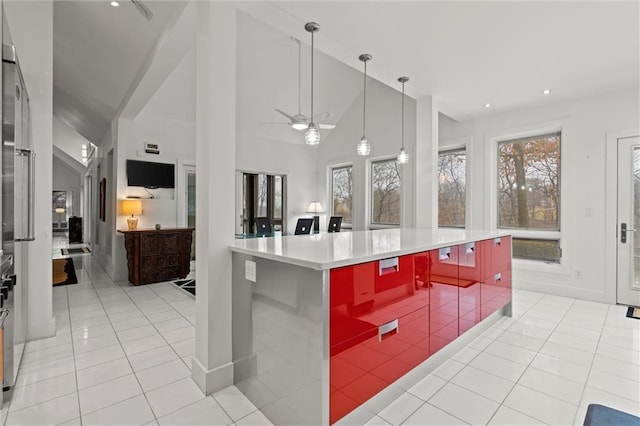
357, 136, 370, 156
397, 147, 409, 164
291, 117, 308, 130
305, 123, 320, 145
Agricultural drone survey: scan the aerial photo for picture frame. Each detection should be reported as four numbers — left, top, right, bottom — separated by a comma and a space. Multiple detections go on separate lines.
99, 178, 106, 221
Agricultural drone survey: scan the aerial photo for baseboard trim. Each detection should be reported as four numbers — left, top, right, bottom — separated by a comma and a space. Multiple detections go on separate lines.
191, 356, 234, 395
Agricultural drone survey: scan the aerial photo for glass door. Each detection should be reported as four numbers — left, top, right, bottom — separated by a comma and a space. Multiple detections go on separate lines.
617, 136, 640, 306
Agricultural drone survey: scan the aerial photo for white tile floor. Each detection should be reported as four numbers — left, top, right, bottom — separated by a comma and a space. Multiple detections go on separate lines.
1, 240, 638, 425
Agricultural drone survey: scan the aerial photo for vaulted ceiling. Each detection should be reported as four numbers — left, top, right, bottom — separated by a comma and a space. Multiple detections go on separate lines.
51, 1, 639, 151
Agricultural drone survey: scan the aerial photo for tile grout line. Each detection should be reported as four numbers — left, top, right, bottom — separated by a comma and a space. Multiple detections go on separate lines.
488, 295, 588, 425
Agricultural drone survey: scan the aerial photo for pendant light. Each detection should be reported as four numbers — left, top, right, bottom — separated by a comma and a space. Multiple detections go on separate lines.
357, 53, 372, 156
304, 22, 320, 145
397, 76, 409, 164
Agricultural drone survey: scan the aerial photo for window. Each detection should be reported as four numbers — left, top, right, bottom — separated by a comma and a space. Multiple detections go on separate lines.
371, 159, 401, 226
242, 173, 286, 233
497, 132, 561, 262
331, 166, 352, 225
438, 148, 466, 227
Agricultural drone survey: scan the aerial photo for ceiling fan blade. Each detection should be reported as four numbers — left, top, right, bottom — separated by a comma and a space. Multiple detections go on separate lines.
275, 109, 295, 121
319, 124, 336, 130
313, 111, 333, 121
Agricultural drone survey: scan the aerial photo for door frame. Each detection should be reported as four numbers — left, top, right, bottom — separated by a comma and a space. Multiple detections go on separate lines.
177, 161, 196, 227
605, 129, 640, 304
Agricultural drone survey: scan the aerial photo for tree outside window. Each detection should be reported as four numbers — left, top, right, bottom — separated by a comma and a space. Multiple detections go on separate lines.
332, 166, 352, 224
438, 148, 466, 227
371, 159, 401, 225
498, 133, 561, 262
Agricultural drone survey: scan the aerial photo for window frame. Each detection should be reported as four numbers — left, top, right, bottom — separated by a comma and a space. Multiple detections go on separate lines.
330, 164, 353, 228
437, 146, 467, 229
369, 156, 402, 229
489, 123, 565, 267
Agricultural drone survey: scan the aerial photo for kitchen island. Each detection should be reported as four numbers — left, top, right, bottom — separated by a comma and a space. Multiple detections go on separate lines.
230, 228, 512, 425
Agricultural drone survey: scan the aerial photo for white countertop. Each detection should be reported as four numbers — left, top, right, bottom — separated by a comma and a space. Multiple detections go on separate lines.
230, 228, 509, 270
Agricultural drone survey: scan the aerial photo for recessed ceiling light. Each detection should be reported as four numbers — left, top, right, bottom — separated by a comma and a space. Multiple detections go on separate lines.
110, 1, 119, 7
542, 89, 551, 95
484, 103, 492, 108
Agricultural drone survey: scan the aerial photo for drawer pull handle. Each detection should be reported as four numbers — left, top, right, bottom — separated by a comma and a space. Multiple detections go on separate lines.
439, 247, 451, 261
465, 242, 475, 254
494, 272, 502, 282
378, 319, 399, 341
379, 257, 399, 275
494, 237, 502, 246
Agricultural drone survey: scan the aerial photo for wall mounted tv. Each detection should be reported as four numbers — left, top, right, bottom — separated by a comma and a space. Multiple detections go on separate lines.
126, 160, 175, 189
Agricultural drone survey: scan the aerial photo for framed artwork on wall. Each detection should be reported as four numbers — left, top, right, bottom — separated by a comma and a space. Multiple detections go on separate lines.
99, 178, 106, 221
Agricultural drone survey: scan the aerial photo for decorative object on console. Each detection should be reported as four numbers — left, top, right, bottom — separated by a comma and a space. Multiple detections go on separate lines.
306, 201, 324, 234
121, 199, 142, 230
357, 53, 373, 156
304, 22, 320, 146
397, 76, 409, 164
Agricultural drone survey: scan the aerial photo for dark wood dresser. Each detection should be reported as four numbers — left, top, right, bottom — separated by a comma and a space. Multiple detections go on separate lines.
118, 228, 194, 285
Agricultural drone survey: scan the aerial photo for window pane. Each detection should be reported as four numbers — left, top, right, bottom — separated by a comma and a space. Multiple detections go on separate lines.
498, 133, 560, 230
273, 175, 282, 220
332, 166, 352, 224
371, 159, 401, 225
257, 174, 267, 217
513, 238, 561, 263
438, 149, 466, 227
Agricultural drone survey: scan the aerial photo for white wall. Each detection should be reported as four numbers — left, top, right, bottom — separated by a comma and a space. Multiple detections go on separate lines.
52, 155, 82, 217
4, 0, 55, 340
109, 48, 196, 281
440, 88, 640, 303
316, 78, 417, 231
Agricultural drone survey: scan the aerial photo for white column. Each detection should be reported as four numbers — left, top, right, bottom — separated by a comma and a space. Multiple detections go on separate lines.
191, 1, 236, 395
414, 96, 439, 229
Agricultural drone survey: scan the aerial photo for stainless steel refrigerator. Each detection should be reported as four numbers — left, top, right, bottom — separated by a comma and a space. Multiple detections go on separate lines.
1, 6, 35, 393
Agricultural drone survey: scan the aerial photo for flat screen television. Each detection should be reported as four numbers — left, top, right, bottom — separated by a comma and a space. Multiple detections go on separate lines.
126, 159, 175, 188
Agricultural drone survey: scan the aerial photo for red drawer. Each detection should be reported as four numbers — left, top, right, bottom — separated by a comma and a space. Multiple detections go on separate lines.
481, 269, 512, 320
330, 305, 429, 424
330, 255, 416, 354
482, 237, 512, 277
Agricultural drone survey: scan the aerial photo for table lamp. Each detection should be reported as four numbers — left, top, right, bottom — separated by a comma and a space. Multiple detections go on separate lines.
122, 199, 142, 230
306, 201, 324, 234
55, 208, 65, 226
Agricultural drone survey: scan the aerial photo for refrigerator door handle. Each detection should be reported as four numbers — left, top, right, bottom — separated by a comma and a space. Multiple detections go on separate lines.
14, 148, 35, 242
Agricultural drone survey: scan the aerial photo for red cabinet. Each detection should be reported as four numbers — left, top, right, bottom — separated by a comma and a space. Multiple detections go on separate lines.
329, 254, 429, 424
429, 245, 458, 355
458, 242, 482, 334
480, 237, 512, 320
329, 237, 511, 424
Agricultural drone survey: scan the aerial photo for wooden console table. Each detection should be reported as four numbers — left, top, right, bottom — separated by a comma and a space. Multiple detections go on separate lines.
118, 228, 194, 285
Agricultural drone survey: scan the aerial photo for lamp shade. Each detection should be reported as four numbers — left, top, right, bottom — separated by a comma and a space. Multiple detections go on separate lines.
306, 201, 325, 214
121, 199, 142, 216
54, 208, 65, 214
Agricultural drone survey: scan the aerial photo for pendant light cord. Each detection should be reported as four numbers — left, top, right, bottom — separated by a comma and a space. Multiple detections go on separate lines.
297, 38, 301, 115
401, 81, 405, 149
310, 32, 314, 122
362, 60, 367, 138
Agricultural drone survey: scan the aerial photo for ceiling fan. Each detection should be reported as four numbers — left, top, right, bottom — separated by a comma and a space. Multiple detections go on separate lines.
271, 37, 336, 131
